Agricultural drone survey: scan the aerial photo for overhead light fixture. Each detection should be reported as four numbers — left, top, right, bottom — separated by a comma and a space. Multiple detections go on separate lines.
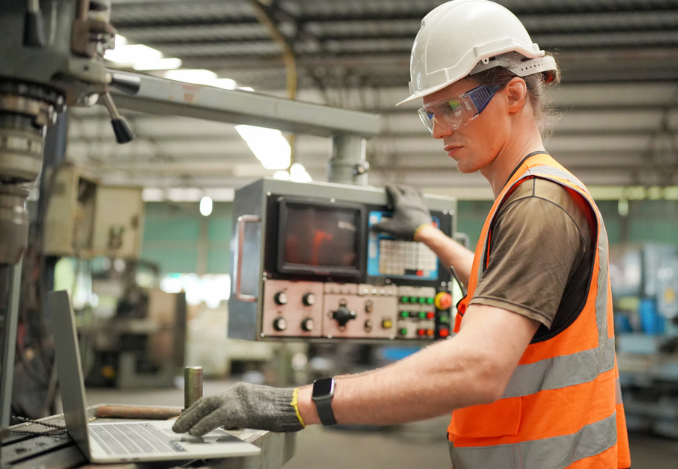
164, 69, 217, 85
235, 125, 291, 170
104, 35, 163, 66
272, 164, 313, 183
214, 78, 237, 90
290, 163, 313, 182
134, 58, 182, 70
273, 170, 291, 181
200, 196, 213, 217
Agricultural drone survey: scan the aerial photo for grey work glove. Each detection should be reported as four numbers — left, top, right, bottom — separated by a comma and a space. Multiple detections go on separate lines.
372, 184, 433, 241
172, 382, 304, 436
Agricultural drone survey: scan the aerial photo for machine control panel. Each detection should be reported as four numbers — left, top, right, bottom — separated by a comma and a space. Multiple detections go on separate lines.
261, 280, 453, 340
228, 178, 457, 342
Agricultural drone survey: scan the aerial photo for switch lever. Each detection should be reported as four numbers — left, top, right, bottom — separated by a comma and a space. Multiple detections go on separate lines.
100, 92, 134, 143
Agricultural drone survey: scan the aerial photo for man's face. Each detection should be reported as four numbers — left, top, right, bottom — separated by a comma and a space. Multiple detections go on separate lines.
423, 78, 507, 174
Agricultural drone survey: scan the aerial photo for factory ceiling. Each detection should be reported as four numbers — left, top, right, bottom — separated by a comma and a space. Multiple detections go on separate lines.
68, 0, 678, 198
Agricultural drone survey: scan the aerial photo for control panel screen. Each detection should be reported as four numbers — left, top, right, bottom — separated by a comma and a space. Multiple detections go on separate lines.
367, 211, 440, 280
277, 200, 364, 277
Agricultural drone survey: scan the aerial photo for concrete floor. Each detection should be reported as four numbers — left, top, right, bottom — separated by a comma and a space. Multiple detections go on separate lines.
85, 381, 678, 469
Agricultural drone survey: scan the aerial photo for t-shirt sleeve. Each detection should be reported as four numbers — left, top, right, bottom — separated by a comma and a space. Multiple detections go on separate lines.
469, 194, 587, 328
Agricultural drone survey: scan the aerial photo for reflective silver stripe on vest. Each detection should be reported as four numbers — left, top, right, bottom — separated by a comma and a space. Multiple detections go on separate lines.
595, 219, 610, 342
615, 377, 623, 405
502, 337, 615, 398
449, 413, 617, 469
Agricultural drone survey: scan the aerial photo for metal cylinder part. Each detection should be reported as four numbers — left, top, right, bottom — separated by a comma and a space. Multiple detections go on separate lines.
328, 135, 368, 186
0, 82, 60, 183
184, 366, 203, 409
0, 185, 29, 265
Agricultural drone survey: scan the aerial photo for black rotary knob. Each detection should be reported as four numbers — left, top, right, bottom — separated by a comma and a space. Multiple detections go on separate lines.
331, 304, 357, 327
301, 318, 314, 332
302, 293, 316, 306
274, 292, 288, 305
273, 317, 287, 331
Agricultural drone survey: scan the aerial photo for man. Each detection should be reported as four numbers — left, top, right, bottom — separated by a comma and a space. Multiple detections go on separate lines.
173, 1, 631, 467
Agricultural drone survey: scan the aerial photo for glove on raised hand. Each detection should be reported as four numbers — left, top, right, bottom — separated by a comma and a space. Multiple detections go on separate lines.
372, 184, 433, 241
172, 382, 304, 436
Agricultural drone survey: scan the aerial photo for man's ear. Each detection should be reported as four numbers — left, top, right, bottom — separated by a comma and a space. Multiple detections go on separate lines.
505, 77, 528, 114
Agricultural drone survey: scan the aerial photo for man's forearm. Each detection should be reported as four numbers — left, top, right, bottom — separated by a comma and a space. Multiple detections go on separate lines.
296, 304, 540, 427
298, 339, 491, 426
416, 225, 474, 286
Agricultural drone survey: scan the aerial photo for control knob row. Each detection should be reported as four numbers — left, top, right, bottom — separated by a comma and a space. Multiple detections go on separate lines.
273, 317, 315, 332
274, 291, 316, 306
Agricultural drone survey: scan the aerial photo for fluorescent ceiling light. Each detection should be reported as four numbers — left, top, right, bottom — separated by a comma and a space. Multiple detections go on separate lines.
273, 171, 290, 181
235, 125, 291, 170
164, 70, 238, 89
200, 196, 213, 217
164, 69, 217, 85
105, 43, 162, 65
272, 164, 312, 183
290, 163, 313, 182
134, 58, 182, 70
214, 78, 237, 90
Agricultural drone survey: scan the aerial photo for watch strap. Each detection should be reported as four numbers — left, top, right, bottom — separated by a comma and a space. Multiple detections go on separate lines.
315, 396, 337, 425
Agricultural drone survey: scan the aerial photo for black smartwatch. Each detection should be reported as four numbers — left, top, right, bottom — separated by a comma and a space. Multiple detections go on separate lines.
312, 377, 337, 425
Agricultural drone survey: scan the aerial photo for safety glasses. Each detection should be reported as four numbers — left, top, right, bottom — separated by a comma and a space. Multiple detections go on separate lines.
418, 84, 502, 134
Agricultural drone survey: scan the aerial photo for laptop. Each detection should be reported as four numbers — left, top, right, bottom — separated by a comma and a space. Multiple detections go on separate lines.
48, 290, 261, 463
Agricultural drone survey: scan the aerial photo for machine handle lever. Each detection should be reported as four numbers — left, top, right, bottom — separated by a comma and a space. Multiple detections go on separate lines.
100, 92, 134, 144
234, 215, 261, 303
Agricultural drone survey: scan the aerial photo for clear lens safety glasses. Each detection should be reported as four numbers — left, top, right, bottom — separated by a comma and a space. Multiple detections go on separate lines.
418, 84, 502, 134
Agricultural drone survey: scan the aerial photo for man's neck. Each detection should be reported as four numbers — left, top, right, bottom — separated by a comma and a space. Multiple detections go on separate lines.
480, 127, 545, 199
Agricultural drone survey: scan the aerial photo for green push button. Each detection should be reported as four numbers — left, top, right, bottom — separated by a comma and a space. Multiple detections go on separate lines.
439, 315, 450, 324
418, 311, 427, 319
426, 297, 434, 304
400, 296, 409, 303
399, 328, 408, 336
418, 297, 427, 304
400, 311, 409, 318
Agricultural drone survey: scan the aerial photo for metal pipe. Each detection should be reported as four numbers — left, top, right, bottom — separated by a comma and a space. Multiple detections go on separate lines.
328, 135, 368, 185
184, 366, 203, 409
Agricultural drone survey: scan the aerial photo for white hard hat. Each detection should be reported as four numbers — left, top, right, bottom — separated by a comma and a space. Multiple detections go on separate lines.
398, 0, 558, 106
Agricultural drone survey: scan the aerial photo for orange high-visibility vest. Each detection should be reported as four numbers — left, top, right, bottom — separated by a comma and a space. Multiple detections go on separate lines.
449, 153, 631, 469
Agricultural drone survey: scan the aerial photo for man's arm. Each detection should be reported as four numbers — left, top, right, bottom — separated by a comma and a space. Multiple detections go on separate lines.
415, 224, 474, 287
297, 304, 540, 425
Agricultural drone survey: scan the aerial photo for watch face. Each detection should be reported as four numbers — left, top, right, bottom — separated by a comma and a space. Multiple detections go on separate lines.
313, 378, 334, 398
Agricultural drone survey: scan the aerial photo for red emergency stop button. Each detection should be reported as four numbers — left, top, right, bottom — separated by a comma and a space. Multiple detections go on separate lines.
439, 328, 450, 338
435, 292, 453, 310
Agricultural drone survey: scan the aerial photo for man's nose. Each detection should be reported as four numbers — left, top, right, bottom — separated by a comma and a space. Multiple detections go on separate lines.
431, 118, 454, 139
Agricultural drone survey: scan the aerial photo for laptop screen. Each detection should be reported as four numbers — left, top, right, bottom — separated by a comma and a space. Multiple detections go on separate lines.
48, 290, 92, 456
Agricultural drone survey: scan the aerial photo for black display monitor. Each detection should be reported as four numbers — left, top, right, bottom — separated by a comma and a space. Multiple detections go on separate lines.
277, 199, 364, 278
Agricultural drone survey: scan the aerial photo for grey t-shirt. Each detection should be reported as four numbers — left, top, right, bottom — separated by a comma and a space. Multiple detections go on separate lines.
469, 176, 596, 341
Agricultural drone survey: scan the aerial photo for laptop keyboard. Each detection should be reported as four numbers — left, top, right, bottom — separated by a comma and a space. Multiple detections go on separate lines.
89, 423, 186, 455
